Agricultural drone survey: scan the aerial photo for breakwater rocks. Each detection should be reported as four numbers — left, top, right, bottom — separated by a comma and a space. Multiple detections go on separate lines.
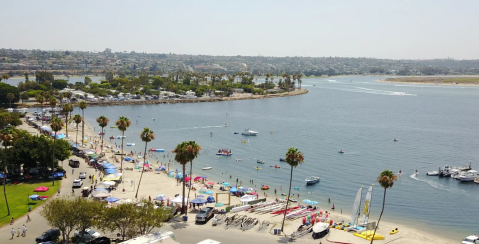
19, 89, 309, 108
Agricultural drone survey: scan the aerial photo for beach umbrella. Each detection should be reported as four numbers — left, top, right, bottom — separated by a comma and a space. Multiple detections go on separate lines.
310, 201, 318, 205
175, 173, 183, 179
156, 194, 165, 197
222, 182, 230, 186
249, 191, 257, 195
245, 190, 252, 194
185, 176, 191, 181
248, 188, 254, 191
205, 190, 213, 194
144, 164, 149, 168
215, 202, 224, 207
207, 182, 214, 185
229, 187, 237, 193
197, 195, 205, 198
168, 170, 175, 174
238, 186, 244, 189
190, 198, 208, 204
105, 197, 120, 202
194, 176, 201, 181
302, 199, 311, 203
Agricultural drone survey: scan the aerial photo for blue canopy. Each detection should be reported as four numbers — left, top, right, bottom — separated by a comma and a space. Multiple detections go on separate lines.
106, 169, 117, 174
94, 188, 109, 193
0, 173, 5, 178
160, 166, 166, 170
105, 165, 118, 169
190, 198, 207, 204
237, 188, 245, 193
105, 197, 120, 202
103, 163, 112, 167
29, 195, 39, 200
205, 190, 213, 194
222, 182, 230, 186
124, 157, 131, 161
229, 187, 237, 193
53, 172, 64, 177
154, 196, 165, 201
175, 173, 183, 179
197, 195, 205, 198
206, 196, 215, 203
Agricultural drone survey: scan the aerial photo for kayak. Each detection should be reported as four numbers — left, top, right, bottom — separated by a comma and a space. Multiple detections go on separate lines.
271, 206, 300, 215
390, 229, 399, 234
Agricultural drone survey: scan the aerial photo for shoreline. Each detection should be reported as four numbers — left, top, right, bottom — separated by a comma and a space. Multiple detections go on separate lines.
378, 76, 479, 86
18, 89, 309, 108
76, 117, 457, 244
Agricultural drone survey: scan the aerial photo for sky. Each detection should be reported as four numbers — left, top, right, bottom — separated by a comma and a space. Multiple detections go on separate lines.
1, 0, 478, 59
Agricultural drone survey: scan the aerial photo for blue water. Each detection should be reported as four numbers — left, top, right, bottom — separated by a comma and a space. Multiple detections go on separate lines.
76, 76, 479, 239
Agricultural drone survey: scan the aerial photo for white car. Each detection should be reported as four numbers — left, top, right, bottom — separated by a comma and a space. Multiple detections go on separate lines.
462, 235, 479, 244
72, 179, 83, 188
74, 229, 101, 241
79, 172, 87, 179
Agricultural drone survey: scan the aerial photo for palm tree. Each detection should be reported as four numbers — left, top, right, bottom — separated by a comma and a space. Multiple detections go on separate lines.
79, 101, 87, 144
0, 127, 17, 216
96, 116, 109, 151
73, 114, 82, 147
1, 74, 9, 83
184, 141, 201, 217
49, 97, 57, 117
172, 141, 189, 215
116, 116, 131, 172
6, 93, 14, 108
49, 116, 64, 186
281, 147, 304, 233
297, 74, 303, 89
370, 170, 398, 244
135, 127, 155, 199
62, 104, 73, 137
63, 92, 72, 103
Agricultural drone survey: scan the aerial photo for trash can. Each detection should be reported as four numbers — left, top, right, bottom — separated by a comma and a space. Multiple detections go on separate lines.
277, 229, 282, 235
183, 216, 188, 222
274, 229, 278, 235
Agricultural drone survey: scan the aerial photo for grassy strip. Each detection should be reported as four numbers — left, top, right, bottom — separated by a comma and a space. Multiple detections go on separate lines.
0, 179, 61, 226
385, 77, 479, 84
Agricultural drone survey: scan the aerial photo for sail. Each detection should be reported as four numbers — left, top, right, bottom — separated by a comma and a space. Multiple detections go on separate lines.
362, 185, 373, 224
350, 187, 363, 225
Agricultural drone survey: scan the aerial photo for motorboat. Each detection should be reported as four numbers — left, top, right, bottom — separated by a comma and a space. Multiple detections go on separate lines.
312, 223, 330, 240
126, 143, 135, 146
393, 138, 398, 142
338, 150, 344, 154
474, 177, 479, 184
241, 129, 258, 136
98, 132, 105, 135
397, 170, 403, 176
202, 167, 212, 170
216, 149, 232, 156
279, 158, 285, 162
459, 170, 478, 182
413, 170, 419, 176
255, 167, 261, 170
426, 171, 439, 176
270, 165, 280, 168
234, 132, 239, 134
117, 135, 126, 139
439, 166, 451, 177
305, 176, 320, 185
236, 158, 243, 161
241, 140, 247, 143
109, 136, 115, 140
257, 160, 265, 164
291, 224, 313, 240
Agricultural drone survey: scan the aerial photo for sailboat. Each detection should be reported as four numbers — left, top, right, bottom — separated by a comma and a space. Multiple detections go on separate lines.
346, 187, 364, 232
362, 185, 374, 225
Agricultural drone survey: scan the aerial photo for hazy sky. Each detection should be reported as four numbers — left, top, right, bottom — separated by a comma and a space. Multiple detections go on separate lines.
1, 0, 478, 59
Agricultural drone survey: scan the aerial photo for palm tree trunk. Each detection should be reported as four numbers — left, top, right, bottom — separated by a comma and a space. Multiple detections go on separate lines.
370, 189, 387, 244
65, 115, 68, 138
3, 146, 10, 215
120, 132, 124, 172
52, 133, 57, 186
135, 141, 147, 198
186, 161, 193, 217
182, 163, 186, 215
81, 110, 84, 146
41, 104, 44, 126
281, 165, 294, 233
75, 125, 79, 146
101, 127, 104, 150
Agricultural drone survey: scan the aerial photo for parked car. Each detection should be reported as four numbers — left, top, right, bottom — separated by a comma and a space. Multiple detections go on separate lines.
79, 172, 87, 179
35, 229, 60, 243
74, 228, 101, 241
86, 236, 111, 244
196, 207, 214, 223
72, 179, 83, 187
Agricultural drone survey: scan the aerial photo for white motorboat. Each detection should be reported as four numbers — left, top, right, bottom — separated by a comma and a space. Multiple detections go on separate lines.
202, 167, 212, 170
426, 171, 439, 176
241, 128, 258, 136
459, 170, 478, 182
305, 176, 320, 185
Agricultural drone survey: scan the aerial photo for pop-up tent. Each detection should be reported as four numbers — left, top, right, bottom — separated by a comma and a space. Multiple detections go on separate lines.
34, 186, 49, 192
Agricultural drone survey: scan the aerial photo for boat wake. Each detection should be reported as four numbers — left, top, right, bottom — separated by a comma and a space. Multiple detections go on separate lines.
409, 174, 479, 200
173, 125, 224, 131
324, 86, 417, 96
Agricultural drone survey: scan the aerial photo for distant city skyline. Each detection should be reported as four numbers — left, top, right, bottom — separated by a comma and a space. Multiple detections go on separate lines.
1, 0, 478, 59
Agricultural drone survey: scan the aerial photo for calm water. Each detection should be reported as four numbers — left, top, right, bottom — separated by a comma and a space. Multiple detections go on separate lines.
76, 76, 479, 239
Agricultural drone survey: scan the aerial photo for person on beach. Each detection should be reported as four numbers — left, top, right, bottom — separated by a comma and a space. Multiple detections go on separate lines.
22, 225, 26, 237
10, 217, 14, 225
17, 227, 20, 237
27, 214, 31, 222
11, 228, 15, 239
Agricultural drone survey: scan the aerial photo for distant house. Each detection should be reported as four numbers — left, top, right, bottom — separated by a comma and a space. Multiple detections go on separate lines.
232, 88, 244, 93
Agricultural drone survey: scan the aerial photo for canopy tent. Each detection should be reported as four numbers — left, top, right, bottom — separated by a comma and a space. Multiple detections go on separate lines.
34, 186, 49, 192
91, 191, 110, 198
94, 188, 109, 193
190, 198, 207, 204
170, 196, 188, 203
229, 187, 237, 193
29, 195, 40, 200
105, 197, 120, 202
105, 169, 117, 174
52, 172, 64, 177
116, 199, 133, 204
95, 183, 111, 189
104, 165, 118, 169
102, 181, 116, 186
103, 174, 121, 181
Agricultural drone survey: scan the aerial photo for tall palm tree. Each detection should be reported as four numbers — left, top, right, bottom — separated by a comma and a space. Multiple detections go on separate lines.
49, 116, 64, 186
63, 92, 72, 103
135, 127, 155, 198
1, 74, 9, 83
36, 95, 45, 125
0, 127, 17, 216
62, 104, 73, 137
172, 141, 189, 215
297, 74, 303, 89
49, 97, 57, 117
96, 116, 109, 151
281, 147, 304, 233
184, 141, 201, 217
79, 101, 87, 144
73, 114, 82, 147
370, 170, 398, 244
6, 93, 14, 108
116, 116, 131, 172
